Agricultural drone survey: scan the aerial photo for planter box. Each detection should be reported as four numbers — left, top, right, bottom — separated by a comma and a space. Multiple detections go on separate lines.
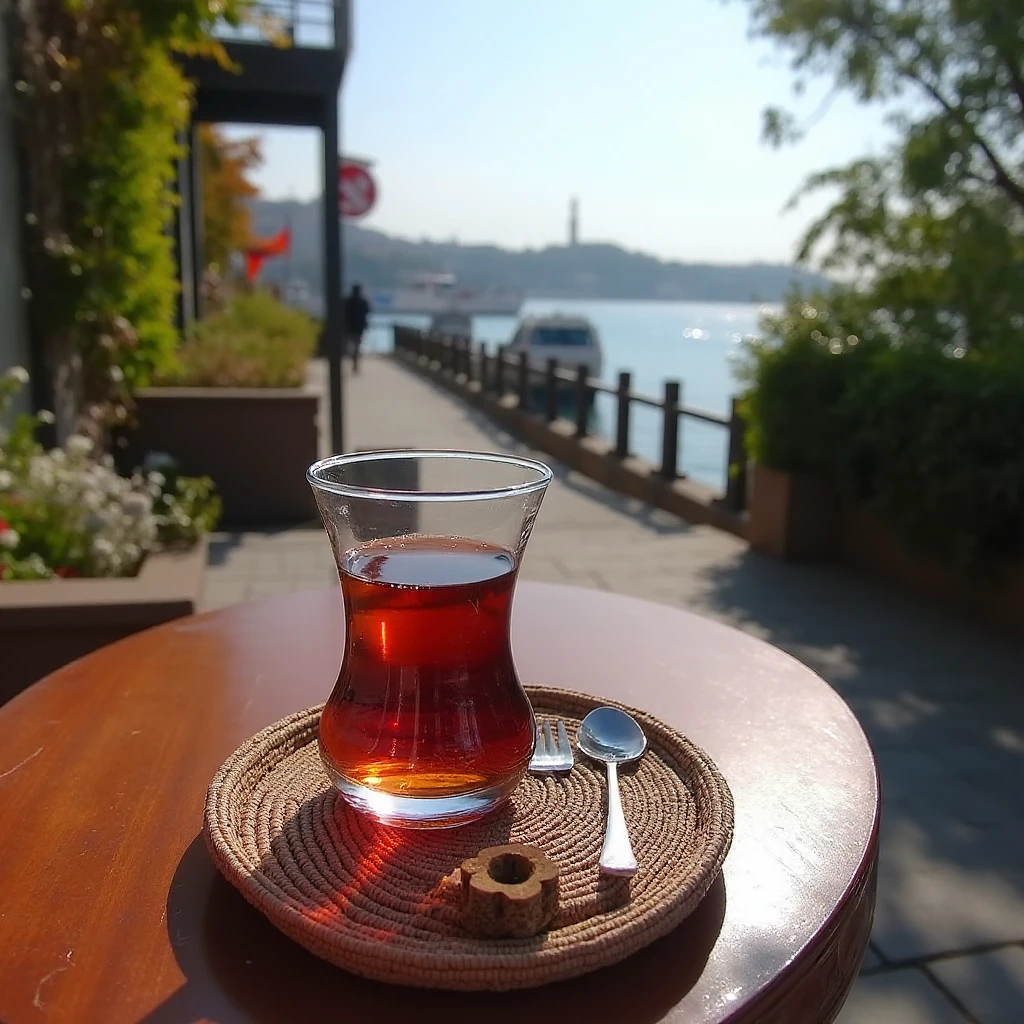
0, 540, 207, 705
748, 464, 840, 560
129, 384, 320, 527
842, 505, 1024, 632
749, 465, 1024, 631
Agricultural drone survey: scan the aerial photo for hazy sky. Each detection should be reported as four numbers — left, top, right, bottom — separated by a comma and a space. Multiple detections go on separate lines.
230, 0, 892, 263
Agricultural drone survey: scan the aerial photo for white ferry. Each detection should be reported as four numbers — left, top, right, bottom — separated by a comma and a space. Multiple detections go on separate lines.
370, 273, 523, 316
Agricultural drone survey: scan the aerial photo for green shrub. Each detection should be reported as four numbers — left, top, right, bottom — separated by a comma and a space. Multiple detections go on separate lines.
10, 1, 249, 424
157, 292, 318, 388
742, 295, 1024, 567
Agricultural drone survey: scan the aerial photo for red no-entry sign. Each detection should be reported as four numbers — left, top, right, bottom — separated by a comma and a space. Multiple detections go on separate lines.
339, 161, 377, 218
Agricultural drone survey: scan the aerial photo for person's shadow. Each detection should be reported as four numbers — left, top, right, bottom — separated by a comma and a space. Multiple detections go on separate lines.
142, 829, 726, 1024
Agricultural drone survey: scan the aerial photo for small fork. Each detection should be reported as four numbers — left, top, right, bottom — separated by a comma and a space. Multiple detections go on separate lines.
528, 719, 575, 773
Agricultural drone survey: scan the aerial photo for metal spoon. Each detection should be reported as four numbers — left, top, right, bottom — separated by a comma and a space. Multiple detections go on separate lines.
577, 706, 647, 877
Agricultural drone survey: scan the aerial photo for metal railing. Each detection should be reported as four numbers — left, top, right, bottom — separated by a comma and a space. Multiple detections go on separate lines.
213, 0, 346, 50
393, 326, 749, 513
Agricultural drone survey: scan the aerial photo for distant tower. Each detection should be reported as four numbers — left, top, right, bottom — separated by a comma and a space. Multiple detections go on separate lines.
569, 196, 579, 247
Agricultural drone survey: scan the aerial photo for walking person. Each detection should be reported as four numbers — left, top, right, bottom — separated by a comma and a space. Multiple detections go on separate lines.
343, 283, 371, 373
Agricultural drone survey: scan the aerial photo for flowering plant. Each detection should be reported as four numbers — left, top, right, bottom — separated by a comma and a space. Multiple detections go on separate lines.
0, 368, 220, 581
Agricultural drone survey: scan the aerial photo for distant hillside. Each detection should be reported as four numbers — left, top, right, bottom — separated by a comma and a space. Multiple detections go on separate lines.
251, 198, 828, 303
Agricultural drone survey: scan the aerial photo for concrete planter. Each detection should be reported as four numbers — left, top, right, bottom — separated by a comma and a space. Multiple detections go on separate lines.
749, 465, 1024, 630
130, 385, 320, 527
747, 464, 840, 560
0, 539, 207, 705
841, 505, 1024, 632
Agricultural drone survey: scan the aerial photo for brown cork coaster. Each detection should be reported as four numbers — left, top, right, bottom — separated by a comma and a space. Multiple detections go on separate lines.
203, 686, 733, 991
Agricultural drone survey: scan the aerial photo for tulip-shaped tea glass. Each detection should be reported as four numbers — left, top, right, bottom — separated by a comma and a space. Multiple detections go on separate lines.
307, 450, 553, 828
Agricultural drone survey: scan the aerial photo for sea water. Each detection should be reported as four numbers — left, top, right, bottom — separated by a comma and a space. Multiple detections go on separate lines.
365, 299, 775, 491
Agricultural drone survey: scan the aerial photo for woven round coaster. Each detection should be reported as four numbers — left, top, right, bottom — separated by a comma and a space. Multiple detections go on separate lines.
204, 685, 733, 991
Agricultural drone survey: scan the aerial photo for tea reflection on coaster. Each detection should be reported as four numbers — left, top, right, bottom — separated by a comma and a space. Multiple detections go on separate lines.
307, 450, 553, 828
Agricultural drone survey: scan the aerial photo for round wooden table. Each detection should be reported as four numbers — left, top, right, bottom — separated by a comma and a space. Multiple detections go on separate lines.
0, 583, 877, 1023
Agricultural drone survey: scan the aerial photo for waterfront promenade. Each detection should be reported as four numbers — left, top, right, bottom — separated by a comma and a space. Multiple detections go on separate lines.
204, 355, 1024, 1022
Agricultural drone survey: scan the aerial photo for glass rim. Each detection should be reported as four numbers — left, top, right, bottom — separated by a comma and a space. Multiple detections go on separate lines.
306, 449, 554, 503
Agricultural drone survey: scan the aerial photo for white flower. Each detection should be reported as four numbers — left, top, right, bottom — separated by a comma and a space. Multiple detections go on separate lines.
0, 527, 20, 550
147, 471, 165, 489
109, 365, 124, 383
5, 366, 29, 385
84, 510, 111, 532
37, 410, 55, 425
66, 434, 93, 458
91, 536, 115, 558
28, 456, 55, 489
0, 470, 12, 491
122, 543, 141, 564
123, 492, 152, 519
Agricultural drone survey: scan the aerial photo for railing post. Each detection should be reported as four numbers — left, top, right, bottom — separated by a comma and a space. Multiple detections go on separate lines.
518, 352, 529, 409
575, 364, 589, 438
478, 346, 488, 390
724, 396, 748, 511
660, 380, 681, 480
615, 371, 631, 458
545, 358, 559, 422
495, 345, 506, 396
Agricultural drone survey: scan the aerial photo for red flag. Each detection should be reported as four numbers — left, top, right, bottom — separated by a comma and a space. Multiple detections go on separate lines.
244, 228, 291, 283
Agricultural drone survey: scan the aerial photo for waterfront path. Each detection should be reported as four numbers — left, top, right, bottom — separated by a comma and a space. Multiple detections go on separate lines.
204, 355, 1024, 1022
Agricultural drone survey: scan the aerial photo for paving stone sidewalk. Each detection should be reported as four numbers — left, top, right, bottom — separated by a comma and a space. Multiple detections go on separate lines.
204, 356, 1024, 1022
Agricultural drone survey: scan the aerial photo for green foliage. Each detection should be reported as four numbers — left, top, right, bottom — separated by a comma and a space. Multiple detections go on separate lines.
9, 0, 249, 423
157, 292, 318, 388
150, 463, 222, 548
743, 299, 1024, 566
738, 0, 1024, 567
72, 46, 189, 394
199, 125, 262, 273
746, 0, 1024, 353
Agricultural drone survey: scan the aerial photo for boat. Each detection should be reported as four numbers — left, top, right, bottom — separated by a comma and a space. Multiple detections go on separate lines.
505, 314, 604, 381
370, 273, 523, 316
428, 311, 473, 341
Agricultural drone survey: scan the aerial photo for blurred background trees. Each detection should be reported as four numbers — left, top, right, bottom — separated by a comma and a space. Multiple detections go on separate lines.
741, 0, 1024, 566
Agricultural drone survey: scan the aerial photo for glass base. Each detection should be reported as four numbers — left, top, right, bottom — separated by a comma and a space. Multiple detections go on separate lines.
327, 769, 519, 829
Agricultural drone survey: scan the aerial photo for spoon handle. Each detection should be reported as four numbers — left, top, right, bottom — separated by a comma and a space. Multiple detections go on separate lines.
599, 761, 638, 876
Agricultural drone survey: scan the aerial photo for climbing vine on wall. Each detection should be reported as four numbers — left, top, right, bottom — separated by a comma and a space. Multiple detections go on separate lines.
7, 0, 247, 432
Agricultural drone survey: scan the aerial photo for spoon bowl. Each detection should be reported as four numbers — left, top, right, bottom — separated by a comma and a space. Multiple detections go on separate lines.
578, 707, 648, 765
577, 707, 648, 876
